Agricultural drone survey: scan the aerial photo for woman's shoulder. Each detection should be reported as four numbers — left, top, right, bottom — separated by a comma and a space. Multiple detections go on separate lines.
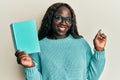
75, 36, 90, 47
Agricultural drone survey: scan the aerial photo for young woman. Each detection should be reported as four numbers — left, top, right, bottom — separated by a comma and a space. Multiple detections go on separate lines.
15, 2, 107, 80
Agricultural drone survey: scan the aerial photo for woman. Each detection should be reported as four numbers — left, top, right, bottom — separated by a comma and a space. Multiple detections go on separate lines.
15, 2, 107, 80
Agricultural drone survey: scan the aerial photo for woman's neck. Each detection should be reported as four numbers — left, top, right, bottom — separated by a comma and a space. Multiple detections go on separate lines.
47, 34, 69, 39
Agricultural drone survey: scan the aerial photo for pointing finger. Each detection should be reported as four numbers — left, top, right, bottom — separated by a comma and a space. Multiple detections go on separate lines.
97, 29, 102, 37
95, 29, 101, 38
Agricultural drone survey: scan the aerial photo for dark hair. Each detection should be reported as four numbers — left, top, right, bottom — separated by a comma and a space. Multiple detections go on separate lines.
38, 2, 83, 40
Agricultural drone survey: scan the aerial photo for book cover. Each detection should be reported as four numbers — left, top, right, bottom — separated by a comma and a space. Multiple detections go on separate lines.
10, 19, 40, 54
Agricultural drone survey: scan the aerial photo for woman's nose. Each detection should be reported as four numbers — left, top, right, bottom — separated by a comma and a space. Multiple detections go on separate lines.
60, 19, 67, 25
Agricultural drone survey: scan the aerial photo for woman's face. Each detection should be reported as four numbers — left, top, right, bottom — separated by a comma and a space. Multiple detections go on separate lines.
52, 6, 72, 38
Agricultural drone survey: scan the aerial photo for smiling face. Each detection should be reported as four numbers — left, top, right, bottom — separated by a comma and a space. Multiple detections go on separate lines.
51, 6, 72, 39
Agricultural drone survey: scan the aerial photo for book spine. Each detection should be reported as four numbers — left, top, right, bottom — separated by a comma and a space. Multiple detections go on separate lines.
10, 24, 18, 51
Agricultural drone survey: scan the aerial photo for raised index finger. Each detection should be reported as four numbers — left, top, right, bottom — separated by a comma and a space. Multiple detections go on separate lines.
96, 29, 102, 38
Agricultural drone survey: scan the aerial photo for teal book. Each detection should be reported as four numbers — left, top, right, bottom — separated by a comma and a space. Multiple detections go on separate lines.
10, 20, 40, 54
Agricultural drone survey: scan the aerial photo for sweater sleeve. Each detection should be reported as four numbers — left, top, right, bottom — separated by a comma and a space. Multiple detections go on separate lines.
87, 49, 105, 80
83, 39, 106, 80
23, 53, 43, 80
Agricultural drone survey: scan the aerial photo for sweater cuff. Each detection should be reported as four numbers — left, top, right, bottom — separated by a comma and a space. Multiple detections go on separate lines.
23, 61, 38, 74
24, 65, 36, 72
24, 68, 42, 80
23, 62, 42, 80
93, 49, 105, 60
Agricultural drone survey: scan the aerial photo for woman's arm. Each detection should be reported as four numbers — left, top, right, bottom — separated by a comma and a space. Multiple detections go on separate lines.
86, 29, 107, 80
15, 51, 43, 80
24, 53, 43, 80
86, 48, 105, 80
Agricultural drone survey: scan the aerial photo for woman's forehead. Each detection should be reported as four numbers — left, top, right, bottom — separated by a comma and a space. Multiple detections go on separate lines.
55, 6, 71, 16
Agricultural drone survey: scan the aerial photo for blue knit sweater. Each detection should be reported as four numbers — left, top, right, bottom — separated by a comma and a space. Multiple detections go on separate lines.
24, 35, 105, 80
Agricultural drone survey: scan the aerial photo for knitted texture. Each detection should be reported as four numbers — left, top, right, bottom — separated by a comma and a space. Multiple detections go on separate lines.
24, 35, 105, 80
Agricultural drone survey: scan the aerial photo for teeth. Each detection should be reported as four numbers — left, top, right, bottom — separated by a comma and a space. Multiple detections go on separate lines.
59, 27, 66, 32
60, 27, 65, 30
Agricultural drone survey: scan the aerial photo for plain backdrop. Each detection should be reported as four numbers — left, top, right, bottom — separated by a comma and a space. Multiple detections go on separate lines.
0, 0, 120, 80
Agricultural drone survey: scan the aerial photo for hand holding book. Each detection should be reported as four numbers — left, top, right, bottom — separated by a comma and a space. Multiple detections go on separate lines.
15, 50, 34, 68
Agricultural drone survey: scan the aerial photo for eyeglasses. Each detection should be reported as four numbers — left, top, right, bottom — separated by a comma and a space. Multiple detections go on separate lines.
53, 15, 73, 24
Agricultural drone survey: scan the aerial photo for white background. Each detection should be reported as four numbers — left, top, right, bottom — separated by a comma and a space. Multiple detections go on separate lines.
0, 0, 119, 80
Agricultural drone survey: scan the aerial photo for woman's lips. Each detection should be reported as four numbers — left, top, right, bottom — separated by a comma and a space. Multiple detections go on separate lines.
58, 27, 66, 32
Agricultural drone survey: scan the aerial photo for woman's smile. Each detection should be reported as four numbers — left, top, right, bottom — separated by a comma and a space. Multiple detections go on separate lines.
57, 25, 67, 32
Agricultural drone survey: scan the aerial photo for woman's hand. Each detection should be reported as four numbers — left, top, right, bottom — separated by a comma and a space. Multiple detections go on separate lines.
94, 29, 107, 51
15, 50, 34, 68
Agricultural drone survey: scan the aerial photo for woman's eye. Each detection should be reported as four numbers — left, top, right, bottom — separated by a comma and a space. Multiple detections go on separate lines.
66, 18, 71, 22
54, 16, 61, 20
